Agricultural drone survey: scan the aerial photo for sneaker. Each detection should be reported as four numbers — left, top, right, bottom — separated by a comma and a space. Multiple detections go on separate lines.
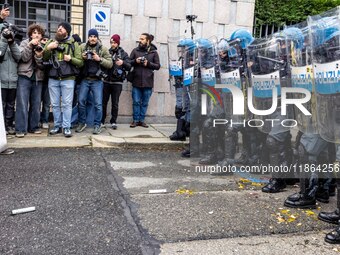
15, 132, 25, 138
130, 121, 137, 128
138, 121, 149, 128
63, 128, 72, 138
93, 125, 101, 134
76, 123, 87, 133
0, 148, 14, 155
30, 129, 42, 134
111, 123, 117, 130
49, 126, 62, 135
42, 123, 49, 129
7, 127, 16, 135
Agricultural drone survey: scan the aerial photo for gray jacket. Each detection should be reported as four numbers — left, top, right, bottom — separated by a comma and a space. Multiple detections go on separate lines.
0, 35, 21, 89
17, 38, 44, 81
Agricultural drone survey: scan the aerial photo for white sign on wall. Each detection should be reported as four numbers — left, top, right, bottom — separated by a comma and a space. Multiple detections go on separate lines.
90, 4, 111, 36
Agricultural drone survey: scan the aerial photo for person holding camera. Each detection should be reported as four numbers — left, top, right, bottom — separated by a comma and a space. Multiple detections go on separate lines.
43, 22, 83, 138
0, 3, 15, 155
101, 34, 131, 130
129, 33, 160, 128
0, 4, 21, 136
76, 28, 112, 135
15, 24, 45, 137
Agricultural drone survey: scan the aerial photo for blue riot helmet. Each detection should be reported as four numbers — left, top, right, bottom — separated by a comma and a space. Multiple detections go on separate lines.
178, 38, 196, 53
197, 38, 214, 68
281, 27, 304, 49
229, 29, 254, 49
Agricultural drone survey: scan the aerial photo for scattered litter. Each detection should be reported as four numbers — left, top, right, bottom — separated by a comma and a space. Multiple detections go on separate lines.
208, 211, 214, 215
12, 207, 36, 215
176, 188, 194, 196
149, 189, 167, 194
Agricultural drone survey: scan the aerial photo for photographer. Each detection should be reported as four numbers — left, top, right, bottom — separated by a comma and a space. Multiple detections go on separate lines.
0, 3, 15, 155
102, 34, 131, 130
43, 22, 83, 138
129, 33, 160, 128
0, 4, 21, 136
15, 24, 45, 138
76, 28, 112, 135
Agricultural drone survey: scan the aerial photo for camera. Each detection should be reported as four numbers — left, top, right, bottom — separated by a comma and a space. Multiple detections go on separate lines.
140, 56, 146, 64
34, 44, 44, 52
85, 50, 94, 60
1, 22, 25, 43
112, 54, 120, 62
186, 15, 198, 22
56, 45, 65, 52
96, 69, 108, 79
2, 28, 13, 40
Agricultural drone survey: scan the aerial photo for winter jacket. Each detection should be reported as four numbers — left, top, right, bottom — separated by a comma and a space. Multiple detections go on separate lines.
43, 36, 83, 80
130, 44, 160, 88
17, 38, 44, 81
80, 41, 113, 79
104, 46, 131, 83
0, 34, 21, 89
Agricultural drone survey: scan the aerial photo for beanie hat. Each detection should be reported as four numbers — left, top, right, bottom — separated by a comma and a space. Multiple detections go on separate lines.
110, 34, 120, 45
88, 28, 99, 38
58, 22, 72, 35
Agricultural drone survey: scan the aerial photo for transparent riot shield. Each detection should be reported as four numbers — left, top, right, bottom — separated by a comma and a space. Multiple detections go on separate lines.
247, 35, 293, 134
284, 24, 318, 134
309, 7, 340, 143
167, 36, 185, 91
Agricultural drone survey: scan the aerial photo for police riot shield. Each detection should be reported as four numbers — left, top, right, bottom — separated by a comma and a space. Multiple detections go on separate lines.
309, 8, 340, 143
167, 36, 185, 92
247, 34, 293, 134
284, 24, 318, 134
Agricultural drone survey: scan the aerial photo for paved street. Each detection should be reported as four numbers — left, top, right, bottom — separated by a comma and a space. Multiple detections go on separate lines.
1, 148, 340, 254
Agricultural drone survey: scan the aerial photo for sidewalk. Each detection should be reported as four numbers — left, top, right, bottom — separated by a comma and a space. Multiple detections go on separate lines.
7, 124, 187, 149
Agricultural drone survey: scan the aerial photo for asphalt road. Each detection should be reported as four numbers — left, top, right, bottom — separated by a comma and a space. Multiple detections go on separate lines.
1, 148, 340, 255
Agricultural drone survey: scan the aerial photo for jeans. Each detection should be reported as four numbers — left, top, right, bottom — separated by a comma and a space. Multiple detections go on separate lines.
40, 82, 50, 124
49, 78, 75, 129
78, 79, 103, 126
102, 82, 122, 124
15, 76, 42, 133
132, 87, 152, 122
1, 88, 16, 128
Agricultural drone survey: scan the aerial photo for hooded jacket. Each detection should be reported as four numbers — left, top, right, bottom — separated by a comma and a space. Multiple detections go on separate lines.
129, 43, 160, 88
17, 38, 45, 81
0, 33, 21, 89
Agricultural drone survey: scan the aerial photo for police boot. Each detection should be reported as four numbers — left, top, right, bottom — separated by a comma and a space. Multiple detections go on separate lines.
234, 131, 250, 165
319, 179, 340, 224
169, 119, 187, 141
325, 226, 340, 244
284, 174, 317, 209
218, 128, 237, 167
315, 180, 330, 203
199, 126, 217, 165
262, 178, 287, 193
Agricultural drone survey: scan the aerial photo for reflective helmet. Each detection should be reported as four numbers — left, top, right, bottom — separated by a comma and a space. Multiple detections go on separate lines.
178, 38, 196, 53
229, 29, 254, 49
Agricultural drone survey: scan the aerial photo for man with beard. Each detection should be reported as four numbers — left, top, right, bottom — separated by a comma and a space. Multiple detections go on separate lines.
43, 22, 83, 137
102, 34, 131, 129
129, 33, 160, 128
75, 29, 112, 135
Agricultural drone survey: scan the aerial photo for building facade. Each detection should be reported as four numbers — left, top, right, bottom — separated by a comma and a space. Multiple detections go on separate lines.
7, 0, 255, 123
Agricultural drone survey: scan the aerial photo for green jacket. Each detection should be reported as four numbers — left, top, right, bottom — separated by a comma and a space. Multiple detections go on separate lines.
80, 41, 113, 71
43, 36, 83, 80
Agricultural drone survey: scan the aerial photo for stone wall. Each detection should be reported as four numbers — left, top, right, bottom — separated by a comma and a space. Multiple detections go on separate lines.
86, 0, 255, 123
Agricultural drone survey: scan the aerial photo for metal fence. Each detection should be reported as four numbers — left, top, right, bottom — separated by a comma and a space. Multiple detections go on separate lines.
6, 0, 85, 40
